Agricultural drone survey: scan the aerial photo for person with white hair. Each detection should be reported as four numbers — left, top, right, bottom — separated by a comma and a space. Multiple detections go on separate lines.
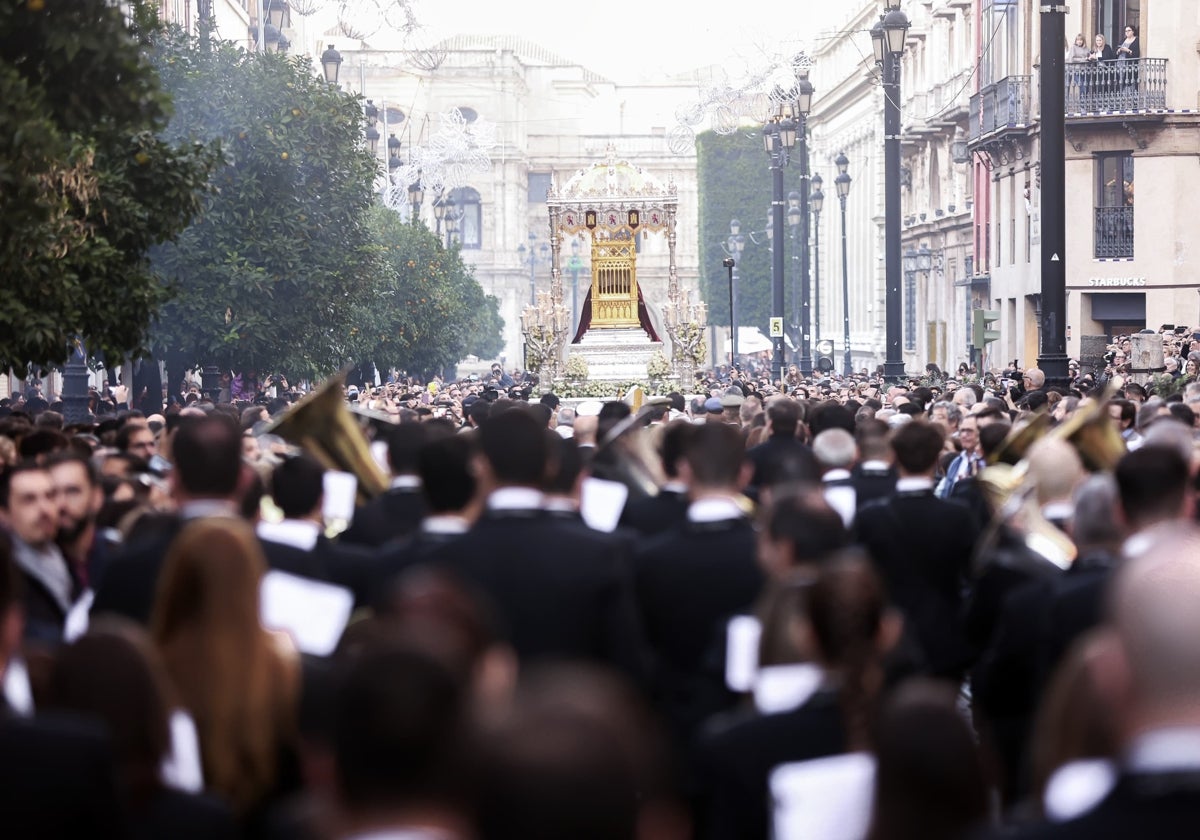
813, 428, 858, 528
952, 386, 979, 411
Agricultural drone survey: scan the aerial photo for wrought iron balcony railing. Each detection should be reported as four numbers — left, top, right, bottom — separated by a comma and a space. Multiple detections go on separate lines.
1094, 206, 1134, 259
967, 76, 1032, 142
1066, 58, 1167, 113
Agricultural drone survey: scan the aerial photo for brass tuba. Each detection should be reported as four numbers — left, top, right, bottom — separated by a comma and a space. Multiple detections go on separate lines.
264, 372, 389, 502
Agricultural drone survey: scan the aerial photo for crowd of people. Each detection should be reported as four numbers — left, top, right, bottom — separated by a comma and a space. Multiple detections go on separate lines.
2, 351, 1200, 840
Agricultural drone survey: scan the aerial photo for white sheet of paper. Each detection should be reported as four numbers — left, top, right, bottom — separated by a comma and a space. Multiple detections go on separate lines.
1043, 759, 1117, 823
259, 569, 354, 657
580, 477, 629, 533
370, 440, 390, 474
63, 589, 94, 643
725, 615, 761, 693
770, 752, 876, 840
161, 710, 205, 793
322, 471, 358, 525
754, 664, 823, 715
2, 656, 34, 717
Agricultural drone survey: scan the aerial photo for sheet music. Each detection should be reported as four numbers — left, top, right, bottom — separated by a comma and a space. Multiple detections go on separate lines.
259, 569, 354, 656
770, 752, 876, 840
580, 477, 629, 533
725, 614, 761, 693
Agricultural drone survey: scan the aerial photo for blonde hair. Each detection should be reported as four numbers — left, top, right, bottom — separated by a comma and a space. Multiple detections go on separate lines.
151, 519, 297, 813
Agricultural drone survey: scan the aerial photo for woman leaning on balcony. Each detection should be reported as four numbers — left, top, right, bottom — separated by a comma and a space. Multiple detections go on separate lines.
1087, 34, 1116, 107
1066, 34, 1089, 108
1115, 25, 1140, 99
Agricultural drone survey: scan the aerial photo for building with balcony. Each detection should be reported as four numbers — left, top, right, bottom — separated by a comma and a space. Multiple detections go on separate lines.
967, 0, 1200, 369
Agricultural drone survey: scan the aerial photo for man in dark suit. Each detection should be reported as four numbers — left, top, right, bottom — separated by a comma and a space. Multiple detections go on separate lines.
1002, 523, 1200, 839
745, 397, 818, 495
850, 419, 897, 509
0, 530, 124, 839
424, 409, 648, 682
634, 421, 763, 742
92, 413, 314, 624
619, 419, 691, 537
856, 420, 979, 680
339, 422, 432, 547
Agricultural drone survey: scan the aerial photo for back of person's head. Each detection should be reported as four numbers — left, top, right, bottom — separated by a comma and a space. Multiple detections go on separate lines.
855, 419, 891, 462
867, 679, 988, 840
419, 434, 478, 515
596, 401, 632, 442
480, 408, 548, 487
1070, 474, 1123, 550
813, 428, 857, 470
889, 421, 945, 475
1026, 437, 1085, 506
809, 403, 855, 437
544, 434, 584, 497
1139, 419, 1195, 467
387, 422, 428, 476
657, 419, 692, 480
17, 427, 69, 461
472, 664, 667, 840
763, 488, 850, 572
172, 414, 241, 498
46, 621, 173, 799
271, 453, 325, 519
767, 398, 802, 437
334, 645, 468, 813
467, 400, 491, 428
34, 410, 64, 431
978, 422, 1011, 460
1115, 444, 1190, 529
683, 421, 745, 489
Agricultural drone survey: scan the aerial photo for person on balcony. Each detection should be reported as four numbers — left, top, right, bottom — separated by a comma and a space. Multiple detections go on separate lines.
1087, 34, 1116, 108
1116, 25, 1140, 99
1066, 34, 1090, 109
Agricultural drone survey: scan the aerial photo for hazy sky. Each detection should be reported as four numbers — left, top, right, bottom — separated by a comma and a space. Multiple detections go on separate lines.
310, 0, 845, 84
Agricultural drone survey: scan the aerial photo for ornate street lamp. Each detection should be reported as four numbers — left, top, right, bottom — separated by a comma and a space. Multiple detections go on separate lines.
408, 178, 424, 224
386, 133, 402, 171
722, 219, 746, 363
320, 44, 342, 85
835, 153, 853, 376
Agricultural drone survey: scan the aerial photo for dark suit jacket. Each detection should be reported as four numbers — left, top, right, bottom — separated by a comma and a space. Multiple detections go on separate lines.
850, 463, 897, 509
856, 489, 979, 677
339, 487, 426, 547
425, 508, 649, 682
746, 436, 819, 491
1000, 773, 1200, 839
619, 488, 690, 537
0, 712, 123, 840
633, 516, 763, 739
696, 690, 847, 840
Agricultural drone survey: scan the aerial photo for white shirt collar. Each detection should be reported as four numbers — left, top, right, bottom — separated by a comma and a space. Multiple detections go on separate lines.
487, 487, 545, 511
822, 468, 852, 482
542, 497, 578, 513
860, 460, 890, 471
421, 515, 470, 535
257, 519, 320, 551
687, 497, 745, 523
1126, 728, 1200, 774
895, 476, 935, 493
390, 475, 422, 490
662, 480, 688, 494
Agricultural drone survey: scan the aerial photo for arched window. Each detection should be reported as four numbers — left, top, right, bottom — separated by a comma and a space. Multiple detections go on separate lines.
450, 186, 481, 249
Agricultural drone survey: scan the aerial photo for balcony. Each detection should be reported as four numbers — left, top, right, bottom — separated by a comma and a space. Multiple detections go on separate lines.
1065, 58, 1167, 115
967, 76, 1032, 143
1094, 206, 1134, 259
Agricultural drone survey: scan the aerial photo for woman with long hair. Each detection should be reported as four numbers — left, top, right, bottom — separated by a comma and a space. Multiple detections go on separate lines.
150, 519, 300, 821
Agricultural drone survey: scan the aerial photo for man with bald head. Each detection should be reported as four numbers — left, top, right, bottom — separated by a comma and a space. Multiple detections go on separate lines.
1008, 523, 1200, 838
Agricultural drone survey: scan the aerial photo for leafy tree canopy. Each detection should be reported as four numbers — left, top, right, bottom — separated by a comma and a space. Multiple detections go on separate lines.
0, 0, 216, 370
364, 207, 503, 378
149, 29, 383, 378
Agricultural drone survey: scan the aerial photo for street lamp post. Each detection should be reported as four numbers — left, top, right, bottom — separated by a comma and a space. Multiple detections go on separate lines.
566, 238, 584, 330
61, 340, 90, 425
811, 173, 824, 344
320, 44, 342, 85
1038, 3, 1070, 389
787, 191, 802, 369
721, 219, 746, 364
835, 153, 853, 376
763, 74, 814, 384
517, 232, 550, 307
871, 3, 911, 382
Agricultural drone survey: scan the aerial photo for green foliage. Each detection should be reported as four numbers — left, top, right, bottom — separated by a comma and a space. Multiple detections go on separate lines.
149, 30, 383, 377
0, 0, 215, 370
696, 130, 794, 338
363, 207, 503, 377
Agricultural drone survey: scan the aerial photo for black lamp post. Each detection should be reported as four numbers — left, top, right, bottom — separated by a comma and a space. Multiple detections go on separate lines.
201, 364, 222, 404
433, 192, 446, 238
871, 2, 911, 382
517, 232, 550, 306
566, 238, 584, 330
364, 100, 380, 157
763, 74, 813, 384
1037, 3, 1070, 389
386, 133, 402, 172
722, 219, 746, 364
810, 172, 824, 344
61, 340, 90, 425
835, 153, 853, 376
408, 178, 424, 224
442, 195, 458, 248
320, 44, 342, 85
787, 191, 803, 368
